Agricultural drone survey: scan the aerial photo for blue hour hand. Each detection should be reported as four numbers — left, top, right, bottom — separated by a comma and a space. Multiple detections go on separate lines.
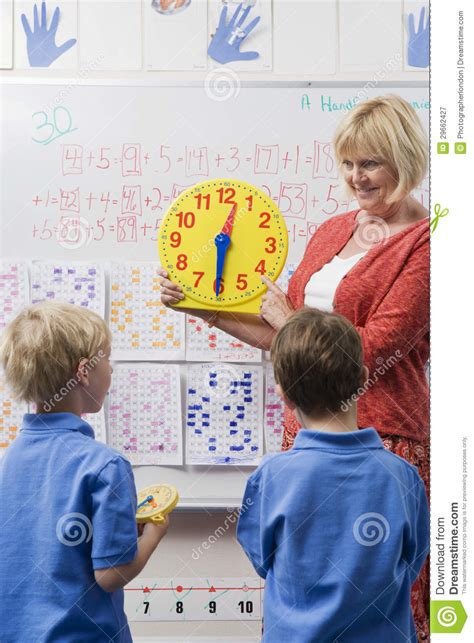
214, 233, 230, 297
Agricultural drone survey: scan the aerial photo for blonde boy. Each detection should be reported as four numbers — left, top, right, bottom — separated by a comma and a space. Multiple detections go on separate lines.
0, 302, 167, 642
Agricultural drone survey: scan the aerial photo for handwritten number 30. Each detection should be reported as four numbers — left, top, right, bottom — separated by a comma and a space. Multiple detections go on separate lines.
32, 106, 75, 145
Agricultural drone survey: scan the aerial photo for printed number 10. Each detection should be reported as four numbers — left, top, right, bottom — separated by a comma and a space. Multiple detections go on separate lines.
238, 600, 253, 614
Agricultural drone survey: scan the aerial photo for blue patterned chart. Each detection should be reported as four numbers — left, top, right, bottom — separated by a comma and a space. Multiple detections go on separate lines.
186, 363, 263, 465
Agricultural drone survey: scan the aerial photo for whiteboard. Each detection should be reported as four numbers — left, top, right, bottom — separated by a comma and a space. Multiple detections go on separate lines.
0, 82, 429, 506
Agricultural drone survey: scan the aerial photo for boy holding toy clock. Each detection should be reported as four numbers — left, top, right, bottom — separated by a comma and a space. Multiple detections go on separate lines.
0, 302, 168, 642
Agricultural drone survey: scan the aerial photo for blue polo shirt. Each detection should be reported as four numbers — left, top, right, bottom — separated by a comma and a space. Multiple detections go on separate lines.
0, 413, 138, 642
237, 428, 429, 642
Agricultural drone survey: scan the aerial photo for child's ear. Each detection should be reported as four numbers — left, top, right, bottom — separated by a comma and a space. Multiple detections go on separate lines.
275, 383, 297, 411
76, 358, 90, 387
359, 365, 369, 388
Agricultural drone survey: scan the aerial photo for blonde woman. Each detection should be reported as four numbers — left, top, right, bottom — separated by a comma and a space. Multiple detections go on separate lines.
160, 95, 430, 639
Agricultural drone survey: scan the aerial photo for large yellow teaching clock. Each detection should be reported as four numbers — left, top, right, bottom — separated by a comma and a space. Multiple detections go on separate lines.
158, 179, 288, 313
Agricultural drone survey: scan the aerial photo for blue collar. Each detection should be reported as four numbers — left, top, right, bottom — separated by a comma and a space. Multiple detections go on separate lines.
21, 412, 95, 438
293, 427, 383, 450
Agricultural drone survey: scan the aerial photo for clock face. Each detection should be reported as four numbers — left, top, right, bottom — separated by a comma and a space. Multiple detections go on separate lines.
136, 484, 178, 520
158, 179, 288, 311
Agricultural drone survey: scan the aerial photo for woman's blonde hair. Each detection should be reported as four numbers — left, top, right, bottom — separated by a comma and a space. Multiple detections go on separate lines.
0, 302, 111, 404
333, 95, 428, 204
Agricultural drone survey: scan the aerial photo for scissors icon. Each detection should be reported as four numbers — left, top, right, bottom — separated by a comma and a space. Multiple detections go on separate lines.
430, 203, 449, 234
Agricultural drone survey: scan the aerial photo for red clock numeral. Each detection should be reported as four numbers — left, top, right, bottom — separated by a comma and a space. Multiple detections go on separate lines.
170, 231, 181, 248
176, 211, 195, 228
213, 278, 225, 295
216, 187, 236, 205
254, 260, 266, 275
265, 237, 276, 253
176, 254, 188, 270
193, 271, 205, 287
194, 193, 211, 210
259, 212, 271, 228
245, 195, 253, 211
236, 273, 248, 290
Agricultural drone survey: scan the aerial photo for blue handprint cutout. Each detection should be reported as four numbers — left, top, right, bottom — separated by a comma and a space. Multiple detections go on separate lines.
407, 6, 429, 68
21, 2, 77, 68
208, 3, 260, 65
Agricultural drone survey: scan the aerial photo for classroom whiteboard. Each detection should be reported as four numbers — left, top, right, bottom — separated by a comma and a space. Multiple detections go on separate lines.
0, 82, 429, 506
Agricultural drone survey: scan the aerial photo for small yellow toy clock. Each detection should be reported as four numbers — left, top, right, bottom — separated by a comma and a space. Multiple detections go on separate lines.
136, 484, 179, 524
158, 179, 288, 313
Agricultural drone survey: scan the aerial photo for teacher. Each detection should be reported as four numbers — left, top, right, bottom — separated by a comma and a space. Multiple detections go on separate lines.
160, 95, 430, 638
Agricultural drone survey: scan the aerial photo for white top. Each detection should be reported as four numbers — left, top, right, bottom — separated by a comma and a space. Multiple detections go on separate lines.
303, 252, 367, 312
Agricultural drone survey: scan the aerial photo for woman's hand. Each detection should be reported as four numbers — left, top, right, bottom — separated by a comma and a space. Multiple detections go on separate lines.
159, 269, 185, 307
159, 269, 215, 321
259, 276, 295, 330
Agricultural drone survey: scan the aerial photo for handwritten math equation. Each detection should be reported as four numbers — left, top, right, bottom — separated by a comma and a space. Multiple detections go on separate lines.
57, 142, 345, 179
28, 141, 429, 249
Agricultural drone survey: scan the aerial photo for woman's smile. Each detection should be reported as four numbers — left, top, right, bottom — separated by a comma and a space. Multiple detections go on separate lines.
355, 186, 379, 196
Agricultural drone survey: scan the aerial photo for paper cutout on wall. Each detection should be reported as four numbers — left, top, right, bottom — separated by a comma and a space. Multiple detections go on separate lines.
108, 364, 183, 465
186, 363, 263, 465
404, 2, 429, 70
16, 1, 77, 69
208, 2, 260, 64
208, 0, 271, 71
109, 262, 185, 360
30, 261, 105, 316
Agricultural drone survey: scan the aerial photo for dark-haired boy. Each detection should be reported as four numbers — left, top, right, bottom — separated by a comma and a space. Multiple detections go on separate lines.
237, 309, 429, 642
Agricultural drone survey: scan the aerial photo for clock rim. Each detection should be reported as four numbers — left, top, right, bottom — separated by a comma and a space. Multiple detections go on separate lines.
158, 178, 289, 307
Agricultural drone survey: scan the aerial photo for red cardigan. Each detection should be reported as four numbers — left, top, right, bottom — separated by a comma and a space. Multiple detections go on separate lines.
284, 210, 429, 445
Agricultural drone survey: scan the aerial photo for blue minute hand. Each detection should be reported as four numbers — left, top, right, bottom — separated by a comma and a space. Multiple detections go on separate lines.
214, 203, 237, 297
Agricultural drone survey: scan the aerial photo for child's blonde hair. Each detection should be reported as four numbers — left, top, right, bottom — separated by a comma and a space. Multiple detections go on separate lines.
334, 94, 428, 204
0, 302, 111, 404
